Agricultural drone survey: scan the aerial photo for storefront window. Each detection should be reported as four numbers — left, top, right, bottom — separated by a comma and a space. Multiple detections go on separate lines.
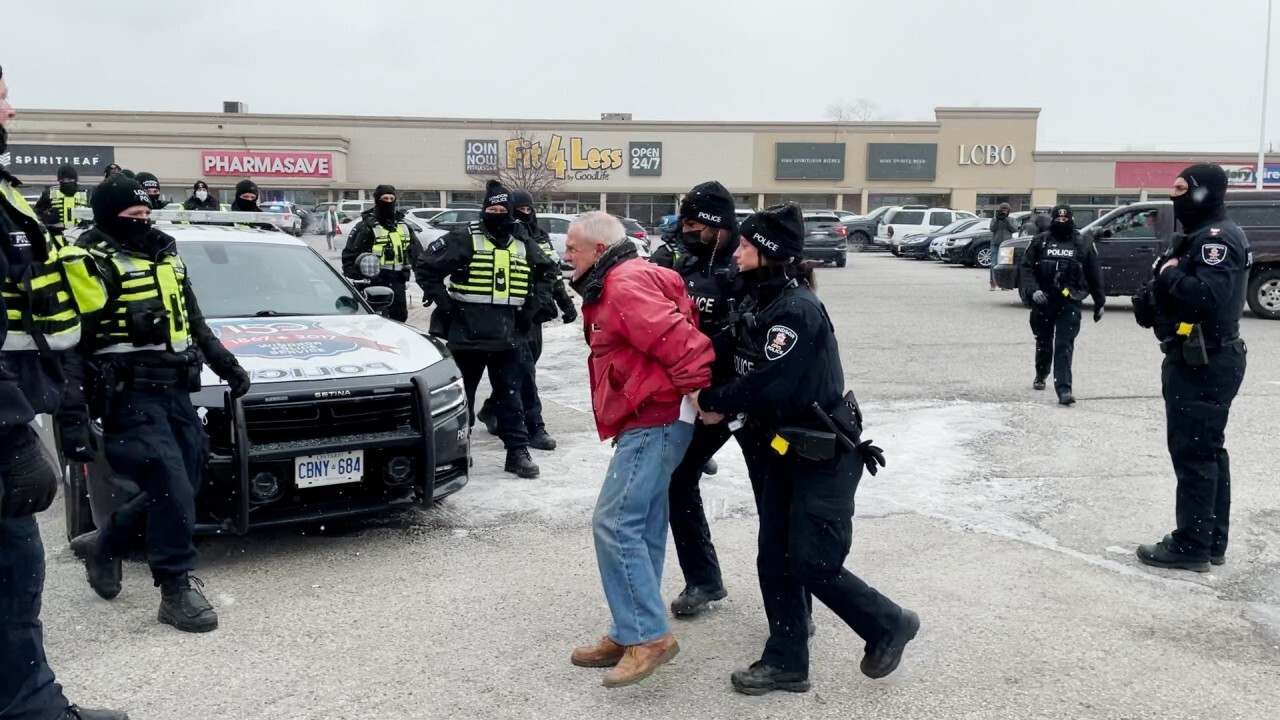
448, 191, 482, 208
397, 190, 443, 208
1059, 194, 1140, 206
763, 194, 835, 210
977, 194, 1031, 216
606, 194, 679, 228
866, 193, 951, 211
542, 192, 601, 214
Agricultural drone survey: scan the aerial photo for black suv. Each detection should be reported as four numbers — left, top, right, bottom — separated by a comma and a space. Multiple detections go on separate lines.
993, 192, 1280, 319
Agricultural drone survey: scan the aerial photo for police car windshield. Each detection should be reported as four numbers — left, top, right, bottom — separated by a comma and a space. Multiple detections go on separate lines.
180, 240, 365, 318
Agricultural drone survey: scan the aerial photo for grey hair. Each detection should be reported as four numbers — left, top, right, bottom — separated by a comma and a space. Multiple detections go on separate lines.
569, 211, 626, 247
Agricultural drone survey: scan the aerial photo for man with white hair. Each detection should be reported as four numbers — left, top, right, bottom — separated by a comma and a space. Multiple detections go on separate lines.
562, 212, 715, 688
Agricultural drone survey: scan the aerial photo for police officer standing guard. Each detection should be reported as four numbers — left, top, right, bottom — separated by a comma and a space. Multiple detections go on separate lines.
183, 180, 219, 211
1019, 204, 1105, 405
416, 180, 557, 478
64, 174, 251, 633
476, 189, 577, 450
0, 62, 129, 719
134, 172, 168, 210
1134, 164, 1249, 572
691, 204, 914, 696
341, 184, 420, 322
34, 164, 88, 244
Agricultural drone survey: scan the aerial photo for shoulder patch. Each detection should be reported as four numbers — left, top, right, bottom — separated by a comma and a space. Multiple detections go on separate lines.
764, 325, 798, 361
1202, 243, 1228, 266
428, 238, 446, 254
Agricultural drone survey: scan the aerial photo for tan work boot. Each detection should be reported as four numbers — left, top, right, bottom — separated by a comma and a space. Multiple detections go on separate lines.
601, 633, 680, 688
571, 636, 626, 668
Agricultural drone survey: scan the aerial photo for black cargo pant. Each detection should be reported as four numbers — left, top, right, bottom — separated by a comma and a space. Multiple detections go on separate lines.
668, 420, 733, 594
1030, 298, 1082, 397
98, 388, 207, 585
452, 347, 528, 450
480, 323, 544, 435
740, 428, 903, 675
1163, 342, 1247, 560
374, 272, 409, 323
0, 516, 71, 719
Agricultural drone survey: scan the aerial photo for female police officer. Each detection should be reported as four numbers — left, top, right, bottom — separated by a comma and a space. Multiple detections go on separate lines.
690, 204, 919, 696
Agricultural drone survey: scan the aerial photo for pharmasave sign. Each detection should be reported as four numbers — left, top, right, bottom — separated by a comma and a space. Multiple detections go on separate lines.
0, 144, 115, 177
464, 136, 662, 180
775, 143, 845, 180
202, 151, 333, 178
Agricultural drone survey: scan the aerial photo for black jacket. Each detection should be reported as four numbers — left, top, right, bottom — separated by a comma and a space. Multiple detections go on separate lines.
659, 237, 747, 383
1151, 216, 1250, 343
414, 222, 558, 351
183, 194, 221, 211
699, 272, 845, 429
33, 185, 86, 230
522, 221, 576, 322
0, 182, 43, 431
1019, 230, 1105, 306
341, 210, 422, 284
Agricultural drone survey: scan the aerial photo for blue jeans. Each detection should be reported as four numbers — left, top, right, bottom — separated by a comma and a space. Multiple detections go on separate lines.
0, 515, 70, 720
593, 421, 694, 646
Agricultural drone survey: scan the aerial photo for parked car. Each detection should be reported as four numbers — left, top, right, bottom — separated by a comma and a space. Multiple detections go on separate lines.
895, 233, 934, 259
413, 208, 484, 246
801, 211, 848, 266
942, 226, 999, 267
829, 209, 861, 222
259, 202, 306, 236
994, 192, 1280, 319
892, 217, 983, 257
616, 216, 649, 247
878, 206, 978, 246
843, 205, 897, 250
404, 207, 449, 226
540, 212, 649, 273
58, 221, 471, 540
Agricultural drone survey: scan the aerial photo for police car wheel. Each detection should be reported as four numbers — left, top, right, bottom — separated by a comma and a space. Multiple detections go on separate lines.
62, 461, 97, 542
1246, 268, 1280, 320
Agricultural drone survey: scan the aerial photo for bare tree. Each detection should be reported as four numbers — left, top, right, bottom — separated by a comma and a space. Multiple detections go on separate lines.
477, 129, 566, 197
826, 97, 881, 122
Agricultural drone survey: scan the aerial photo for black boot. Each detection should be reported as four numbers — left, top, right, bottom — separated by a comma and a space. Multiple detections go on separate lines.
730, 662, 810, 696
1136, 539, 1210, 573
701, 458, 718, 476
1164, 533, 1225, 566
670, 586, 728, 617
861, 609, 920, 679
504, 447, 540, 478
1059, 392, 1076, 406
158, 575, 218, 633
476, 404, 499, 436
60, 705, 130, 720
1033, 376, 1046, 391
60, 706, 129, 720
70, 530, 122, 600
528, 428, 557, 451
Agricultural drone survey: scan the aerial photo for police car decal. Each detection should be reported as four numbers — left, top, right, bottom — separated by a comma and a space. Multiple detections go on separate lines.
1202, 243, 1228, 266
764, 325, 798, 361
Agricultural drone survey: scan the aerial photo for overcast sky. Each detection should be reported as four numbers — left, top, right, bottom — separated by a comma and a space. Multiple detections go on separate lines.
4, 0, 1276, 153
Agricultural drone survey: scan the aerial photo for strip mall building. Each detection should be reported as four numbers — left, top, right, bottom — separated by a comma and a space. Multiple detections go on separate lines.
7, 105, 1279, 228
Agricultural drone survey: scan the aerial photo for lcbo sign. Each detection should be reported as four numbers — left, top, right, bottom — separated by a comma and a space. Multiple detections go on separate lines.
202, 151, 334, 178
958, 144, 1017, 166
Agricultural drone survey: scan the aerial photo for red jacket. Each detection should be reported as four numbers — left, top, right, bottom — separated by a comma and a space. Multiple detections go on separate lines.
577, 251, 714, 441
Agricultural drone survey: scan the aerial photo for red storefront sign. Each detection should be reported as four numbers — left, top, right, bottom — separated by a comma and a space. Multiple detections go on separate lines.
202, 151, 333, 178
1115, 160, 1280, 188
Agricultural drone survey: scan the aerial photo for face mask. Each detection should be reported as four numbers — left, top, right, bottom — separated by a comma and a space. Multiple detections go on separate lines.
514, 208, 534, 224
195, 190, 208, 201
482, 212, 512, 237
60, 181, 79, 195
1171, 186, 1219, 230
375, 199, 397, 220
1049, 220, 1074, 239
101, 216, 155, 248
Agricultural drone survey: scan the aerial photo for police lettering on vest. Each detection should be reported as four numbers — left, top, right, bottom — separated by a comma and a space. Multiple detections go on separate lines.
1035, 236, 1087, 295
448, 230, 532, 307
86, 240, 192, 355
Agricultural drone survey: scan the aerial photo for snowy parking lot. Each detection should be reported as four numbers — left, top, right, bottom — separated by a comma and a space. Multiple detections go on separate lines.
34, 241, 1280, 719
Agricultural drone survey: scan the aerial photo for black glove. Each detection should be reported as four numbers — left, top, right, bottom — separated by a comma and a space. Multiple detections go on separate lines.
857, 439, 886, 477
58, 414, 95, 463
1031, 290, 1048, 305
0, 425, 59, 518
516, 306, 536, 332
226, 366, 251, 399
424, 295, 454, 313
1094, 304, 1105, 323
560, 300, 579, 324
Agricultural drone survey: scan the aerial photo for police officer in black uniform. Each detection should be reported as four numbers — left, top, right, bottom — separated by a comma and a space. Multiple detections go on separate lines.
649, 180, 748, 617
183, 180, 219, 211
1019, 204, 1105, 405
1134, 163, 1249, 572
691, 204, 916, 696
476, 189, 577, 450
63, 174, 251, 633
134, 172, 168, 210
341, 184, 420, 322
34, 164, 88, 244
415, 179, 557, 478
0, 62, 129, 718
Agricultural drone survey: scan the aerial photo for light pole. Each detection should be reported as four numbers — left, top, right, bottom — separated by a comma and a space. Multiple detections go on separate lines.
1259, 0, 1274, 190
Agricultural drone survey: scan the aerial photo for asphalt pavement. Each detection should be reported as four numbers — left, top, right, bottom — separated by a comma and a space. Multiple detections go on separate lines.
34, 242, 1280, 719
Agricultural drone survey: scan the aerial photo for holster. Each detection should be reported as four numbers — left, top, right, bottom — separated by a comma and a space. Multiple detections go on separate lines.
1131, 283, 1156, 329
775, 426, 838, 462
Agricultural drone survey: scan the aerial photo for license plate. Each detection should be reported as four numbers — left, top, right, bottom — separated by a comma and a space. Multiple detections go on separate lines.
295, 450, 364, 489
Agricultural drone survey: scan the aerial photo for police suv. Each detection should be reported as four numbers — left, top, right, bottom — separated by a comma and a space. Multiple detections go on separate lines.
61, 209, 470, 540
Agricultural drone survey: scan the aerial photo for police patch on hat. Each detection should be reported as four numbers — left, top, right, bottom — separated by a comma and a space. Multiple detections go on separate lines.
764, 325, 798, 361
1202, 243, 1227, 266
428, 238, 446, 254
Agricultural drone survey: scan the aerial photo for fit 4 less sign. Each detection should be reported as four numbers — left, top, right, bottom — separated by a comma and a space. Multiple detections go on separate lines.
464, 136, 662, 180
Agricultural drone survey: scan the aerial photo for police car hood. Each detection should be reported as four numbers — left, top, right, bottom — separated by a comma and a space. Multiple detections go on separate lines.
199, 315, 442, 385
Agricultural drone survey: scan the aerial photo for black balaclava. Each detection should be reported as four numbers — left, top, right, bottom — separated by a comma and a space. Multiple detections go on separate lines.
57, 165, 79, 195
1171, 163, 1229, 232
482, 179, 515, 238
136, 172, 163, 208
232, 179, 260, 211
1048, 204, 1075, 240
103, 163, 122, 179
679, 180, 738, 253
373, 184, 398, 224
512, 189, 537, 229
90, 175, 157, 252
